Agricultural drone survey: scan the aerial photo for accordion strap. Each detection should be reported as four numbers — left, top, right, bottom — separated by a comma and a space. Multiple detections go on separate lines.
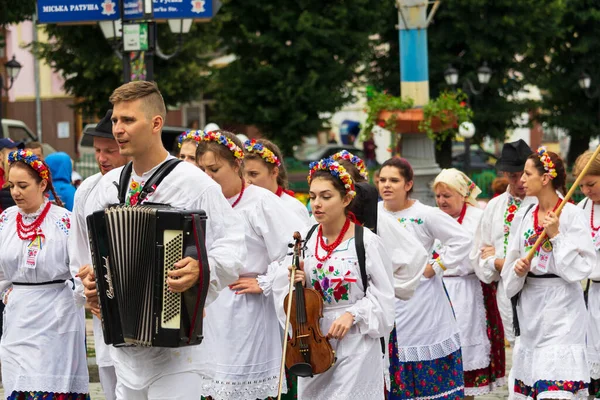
116, 159, 182, 205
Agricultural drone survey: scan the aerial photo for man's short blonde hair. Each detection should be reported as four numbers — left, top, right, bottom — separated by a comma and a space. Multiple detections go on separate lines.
109, 81, 167, 120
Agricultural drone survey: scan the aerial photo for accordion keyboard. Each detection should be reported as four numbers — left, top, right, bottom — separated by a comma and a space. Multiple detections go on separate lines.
162, 230, 183, 329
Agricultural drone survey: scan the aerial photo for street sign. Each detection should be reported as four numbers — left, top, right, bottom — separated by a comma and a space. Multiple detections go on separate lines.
123, 23, 148, 51
37, 0, 222, 24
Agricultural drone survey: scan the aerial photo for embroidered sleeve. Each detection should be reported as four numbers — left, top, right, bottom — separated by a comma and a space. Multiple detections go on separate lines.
55, 212, 71, 236
0, 210, 8, 234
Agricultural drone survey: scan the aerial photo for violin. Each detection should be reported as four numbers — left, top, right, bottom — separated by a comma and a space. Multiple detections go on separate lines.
277, 232, 335, 398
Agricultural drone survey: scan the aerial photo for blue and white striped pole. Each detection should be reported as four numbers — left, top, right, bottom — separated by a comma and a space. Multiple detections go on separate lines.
397, 0, 440, 204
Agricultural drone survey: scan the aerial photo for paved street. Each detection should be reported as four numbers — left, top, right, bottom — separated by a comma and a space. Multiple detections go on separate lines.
0, 317, 512, 399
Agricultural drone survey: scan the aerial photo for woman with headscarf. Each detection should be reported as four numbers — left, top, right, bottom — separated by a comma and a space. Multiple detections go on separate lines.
433, 169, 506, 398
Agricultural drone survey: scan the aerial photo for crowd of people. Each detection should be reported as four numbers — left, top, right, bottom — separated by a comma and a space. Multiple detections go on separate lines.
0, 80, 599, 400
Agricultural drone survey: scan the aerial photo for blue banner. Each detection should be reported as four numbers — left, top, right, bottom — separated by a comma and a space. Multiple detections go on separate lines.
37, 0, 216, 24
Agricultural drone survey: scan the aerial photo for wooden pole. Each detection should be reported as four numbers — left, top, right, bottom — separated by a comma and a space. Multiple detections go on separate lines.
526, 145, 600, 261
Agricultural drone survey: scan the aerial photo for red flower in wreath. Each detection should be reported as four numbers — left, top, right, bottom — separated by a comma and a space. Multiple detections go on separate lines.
507, 214, 515, 222
548, 385, 559, 391
333, 284, 347, 301
378, 121, 386, 128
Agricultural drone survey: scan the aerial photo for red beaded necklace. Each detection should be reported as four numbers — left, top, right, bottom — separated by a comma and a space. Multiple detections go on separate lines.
591, 202, 600, 231
456, 203, 467, 225
533, 198, 561, 235
231, 179, 246, 208
16, 201, 51, 241
314, 217, 351, 262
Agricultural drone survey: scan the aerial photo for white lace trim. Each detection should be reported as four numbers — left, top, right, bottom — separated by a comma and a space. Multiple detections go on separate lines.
463, 345, 491, 371
13, 374, 89, 395
513, 343, 589, 384
397, 332, 461, 362
513, 388, 589, 399
201, 375, 284, 400
464, 376, 506, 396
413, 385, 464, 400
301, 381, 383, 399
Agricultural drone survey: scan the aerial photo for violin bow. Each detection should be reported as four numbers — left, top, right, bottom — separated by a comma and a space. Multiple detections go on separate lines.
526, 144, 600, 261
277, 231, 302, 400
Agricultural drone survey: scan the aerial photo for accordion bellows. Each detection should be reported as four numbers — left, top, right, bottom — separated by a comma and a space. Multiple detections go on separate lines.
87, 205, 210, 348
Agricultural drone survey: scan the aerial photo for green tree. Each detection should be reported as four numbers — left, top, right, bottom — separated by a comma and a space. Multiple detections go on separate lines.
367, 0, 564, 167
31, 22, 221, 118
0, 0, 35, 26
527, 1, 600, 165
211, 0, 384, 154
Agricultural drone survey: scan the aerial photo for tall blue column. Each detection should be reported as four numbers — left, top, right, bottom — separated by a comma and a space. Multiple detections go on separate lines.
397, 0, 440, 205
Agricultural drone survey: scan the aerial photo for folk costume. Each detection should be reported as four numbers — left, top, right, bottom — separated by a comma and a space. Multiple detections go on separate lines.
503, 198, 594, 399
68, 110, 119, 400
434, 169, 506, 396
78, 153, 246, 399
578, 197, 600, 397
198, 183, 304, 399
273, 159, 395, 400
379, 200, 471, 400
69, 171, 118, 398
0, 150, 89, 399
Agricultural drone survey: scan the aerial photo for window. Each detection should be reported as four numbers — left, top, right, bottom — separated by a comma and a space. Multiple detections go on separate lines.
8, 126, 32, 142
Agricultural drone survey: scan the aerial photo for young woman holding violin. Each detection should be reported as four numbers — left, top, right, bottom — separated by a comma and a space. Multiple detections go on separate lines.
194, 130, 304, 399
502, 148, 595, 399
274, 158, 395, 399
378, 157, 472, 400
243, 138, 310, 225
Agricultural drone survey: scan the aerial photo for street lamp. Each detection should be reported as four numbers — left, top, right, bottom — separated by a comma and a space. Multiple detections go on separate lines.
444, 62, 492, 175
444, 62, 493, 95
459, 121, 476, 176
0, 55, 23, 137
578, 72, 600, 138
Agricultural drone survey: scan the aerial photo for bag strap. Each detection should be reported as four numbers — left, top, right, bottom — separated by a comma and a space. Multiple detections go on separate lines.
510, 202, 536, 338
138, 159, 182, 204
116, 162, 133, 204
115, 159, 182, 205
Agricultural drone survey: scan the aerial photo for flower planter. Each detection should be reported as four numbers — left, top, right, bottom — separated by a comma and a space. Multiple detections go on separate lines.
377, 108, 457, 134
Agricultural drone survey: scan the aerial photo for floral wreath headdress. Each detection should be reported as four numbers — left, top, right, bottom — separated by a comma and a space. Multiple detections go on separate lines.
199, 130, 244, 160
8, 149, 50, 180
332, 150, 368, 180
308, 158, 356, 198
537, 146, 557, 179
177, 130, 203, 148
244, 139, 281, 166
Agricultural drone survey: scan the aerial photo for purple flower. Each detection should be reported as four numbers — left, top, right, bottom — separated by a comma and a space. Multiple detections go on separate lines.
322, 277, 330, 290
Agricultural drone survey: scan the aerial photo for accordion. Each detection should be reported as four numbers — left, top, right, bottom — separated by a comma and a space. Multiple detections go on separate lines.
87, 205, 210, 348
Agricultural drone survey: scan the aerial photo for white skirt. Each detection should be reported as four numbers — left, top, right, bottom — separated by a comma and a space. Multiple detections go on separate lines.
513, 276, 589, 398
444, 274, 490, 371
1, 282, 89, 395
198, 286, 284, 400
298, 304, 385, 400
587, 282, 600, 379
394, 274, 461, 362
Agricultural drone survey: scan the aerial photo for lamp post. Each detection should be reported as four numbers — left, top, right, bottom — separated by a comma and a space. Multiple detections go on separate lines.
97, 0, 193, 83
458, 121, 476, 176
444, 62, 492, 176
0, 55, 23, 137
579, 72, 600, 137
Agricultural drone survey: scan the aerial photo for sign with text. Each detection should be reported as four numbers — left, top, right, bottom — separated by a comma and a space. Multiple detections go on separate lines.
123, 23, 148, 51
37, 0, 219, 24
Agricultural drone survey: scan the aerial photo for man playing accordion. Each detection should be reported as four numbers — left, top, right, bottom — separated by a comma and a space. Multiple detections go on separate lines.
73, 81, 245, 399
